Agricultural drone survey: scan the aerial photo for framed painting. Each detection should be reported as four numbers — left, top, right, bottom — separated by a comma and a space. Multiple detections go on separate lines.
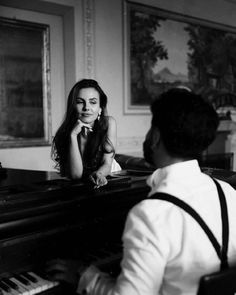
124, 1, 236, 116
0, 17, 51, 147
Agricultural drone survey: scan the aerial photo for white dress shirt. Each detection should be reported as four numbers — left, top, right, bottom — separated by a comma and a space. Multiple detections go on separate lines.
77, 160, 236, 295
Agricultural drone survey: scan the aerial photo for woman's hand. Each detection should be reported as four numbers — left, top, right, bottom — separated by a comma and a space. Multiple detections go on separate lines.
71, 120, 93, 136
89, 171, 108, 188
46, 258, 86, 290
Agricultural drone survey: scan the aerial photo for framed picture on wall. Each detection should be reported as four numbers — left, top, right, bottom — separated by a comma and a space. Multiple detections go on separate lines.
124, 1, 236, 116
0, 17, 51, 147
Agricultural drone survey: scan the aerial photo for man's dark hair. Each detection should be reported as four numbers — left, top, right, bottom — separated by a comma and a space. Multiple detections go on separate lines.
151, 88, 219, 158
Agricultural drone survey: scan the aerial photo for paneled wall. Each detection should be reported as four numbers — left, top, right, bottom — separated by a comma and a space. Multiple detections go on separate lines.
0, 0, 236, 170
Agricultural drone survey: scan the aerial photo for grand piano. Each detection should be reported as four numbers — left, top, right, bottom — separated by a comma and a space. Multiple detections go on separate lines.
0, 163, 236, 295
0, 166, 151, 294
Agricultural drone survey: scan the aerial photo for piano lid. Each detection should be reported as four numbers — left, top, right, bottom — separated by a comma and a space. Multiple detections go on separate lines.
0, 168, 65, 188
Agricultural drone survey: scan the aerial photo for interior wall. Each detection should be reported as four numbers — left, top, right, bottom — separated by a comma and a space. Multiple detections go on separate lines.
0, 0, 81, 170
1, 0, 236, 170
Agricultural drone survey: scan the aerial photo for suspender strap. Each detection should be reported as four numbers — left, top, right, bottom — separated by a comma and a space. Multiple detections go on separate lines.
212, 179, 229, 270
149, 178, 229, 270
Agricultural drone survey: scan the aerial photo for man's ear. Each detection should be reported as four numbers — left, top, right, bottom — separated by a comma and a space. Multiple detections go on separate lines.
151, 127, 161, 149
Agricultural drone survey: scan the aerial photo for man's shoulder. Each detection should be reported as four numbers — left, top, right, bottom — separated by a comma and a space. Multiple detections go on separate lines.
129, 195, 185, 225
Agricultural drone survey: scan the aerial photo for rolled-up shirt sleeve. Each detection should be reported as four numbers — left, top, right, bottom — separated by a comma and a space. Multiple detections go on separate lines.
77, 200, 171, 295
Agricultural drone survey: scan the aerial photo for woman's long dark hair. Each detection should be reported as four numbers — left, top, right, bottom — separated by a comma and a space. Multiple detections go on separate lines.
51, 79, 115, 176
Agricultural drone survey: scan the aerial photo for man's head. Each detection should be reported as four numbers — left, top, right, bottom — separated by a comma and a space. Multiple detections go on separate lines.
143, 88, 219, 167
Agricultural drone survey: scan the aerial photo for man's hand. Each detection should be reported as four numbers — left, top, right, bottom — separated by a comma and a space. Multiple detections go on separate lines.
46, 259, 86, 290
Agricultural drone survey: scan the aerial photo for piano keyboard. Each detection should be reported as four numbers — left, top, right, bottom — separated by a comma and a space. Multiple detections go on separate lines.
0, 271, 59, 295
0, 243, 123, 295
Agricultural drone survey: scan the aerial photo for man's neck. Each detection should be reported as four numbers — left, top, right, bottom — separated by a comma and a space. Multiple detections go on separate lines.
156, 157, 186, 169
152, 142, 190, 169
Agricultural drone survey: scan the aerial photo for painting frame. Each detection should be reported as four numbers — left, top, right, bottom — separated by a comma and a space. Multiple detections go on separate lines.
0, 17, 51, 148
123, 1, 236, 115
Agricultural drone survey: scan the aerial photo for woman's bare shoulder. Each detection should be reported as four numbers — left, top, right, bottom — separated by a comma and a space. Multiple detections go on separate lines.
107, 115, 116, 126
106, 116, 117, 136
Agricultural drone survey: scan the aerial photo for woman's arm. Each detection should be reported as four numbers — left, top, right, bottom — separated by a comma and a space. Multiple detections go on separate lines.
65, 120, 90, 179
89, 116, 117, 187
97, 116, 117, 175
66, 133, 84, 179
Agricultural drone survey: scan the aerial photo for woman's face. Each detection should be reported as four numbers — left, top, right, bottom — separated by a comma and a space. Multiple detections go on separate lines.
75, 87, 102, 125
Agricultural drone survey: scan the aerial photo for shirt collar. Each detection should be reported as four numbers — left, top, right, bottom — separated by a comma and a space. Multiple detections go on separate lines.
147, 159, 201, 189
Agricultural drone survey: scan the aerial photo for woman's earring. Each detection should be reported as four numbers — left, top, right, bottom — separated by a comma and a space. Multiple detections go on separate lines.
97, 111, 101, 121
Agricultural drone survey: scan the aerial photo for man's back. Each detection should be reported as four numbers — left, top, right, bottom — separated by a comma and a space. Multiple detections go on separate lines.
121, 160, 236, 295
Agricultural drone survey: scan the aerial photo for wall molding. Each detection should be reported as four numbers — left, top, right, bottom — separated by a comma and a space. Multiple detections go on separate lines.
83, 0, 95, 78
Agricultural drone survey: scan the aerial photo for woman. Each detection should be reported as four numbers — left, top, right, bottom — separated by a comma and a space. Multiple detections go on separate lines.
51, 79, 121, 188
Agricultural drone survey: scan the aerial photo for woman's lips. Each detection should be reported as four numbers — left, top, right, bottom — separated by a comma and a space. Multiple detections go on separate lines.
82, 113, 92, 117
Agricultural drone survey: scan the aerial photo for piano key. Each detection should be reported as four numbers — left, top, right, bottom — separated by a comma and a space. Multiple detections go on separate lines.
28, 272, 56, 291
0, 289, 8, 295
1, 278, 18, 290
12, 275, 34, 295
0, 281, 11, 293
2, 271, 60, 295
13, 274, 30, 286
8, 278, 30, 295
22, 273, 37, 284
20, 273, 43, 294
33, 271, 56, 286
18, 273, 57, 295
0, 280, 18, 295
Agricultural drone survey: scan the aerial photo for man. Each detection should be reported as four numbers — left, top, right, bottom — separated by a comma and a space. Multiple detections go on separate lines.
48, 88, 236, 295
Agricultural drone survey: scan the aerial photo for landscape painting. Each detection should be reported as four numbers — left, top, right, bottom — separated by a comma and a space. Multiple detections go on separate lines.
124, 2, 236, 116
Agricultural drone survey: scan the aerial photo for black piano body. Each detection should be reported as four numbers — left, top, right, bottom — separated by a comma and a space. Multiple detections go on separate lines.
0, 168, 151, 294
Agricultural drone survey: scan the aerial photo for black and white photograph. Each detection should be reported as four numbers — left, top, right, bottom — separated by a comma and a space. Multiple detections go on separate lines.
0, 1, 236, 295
